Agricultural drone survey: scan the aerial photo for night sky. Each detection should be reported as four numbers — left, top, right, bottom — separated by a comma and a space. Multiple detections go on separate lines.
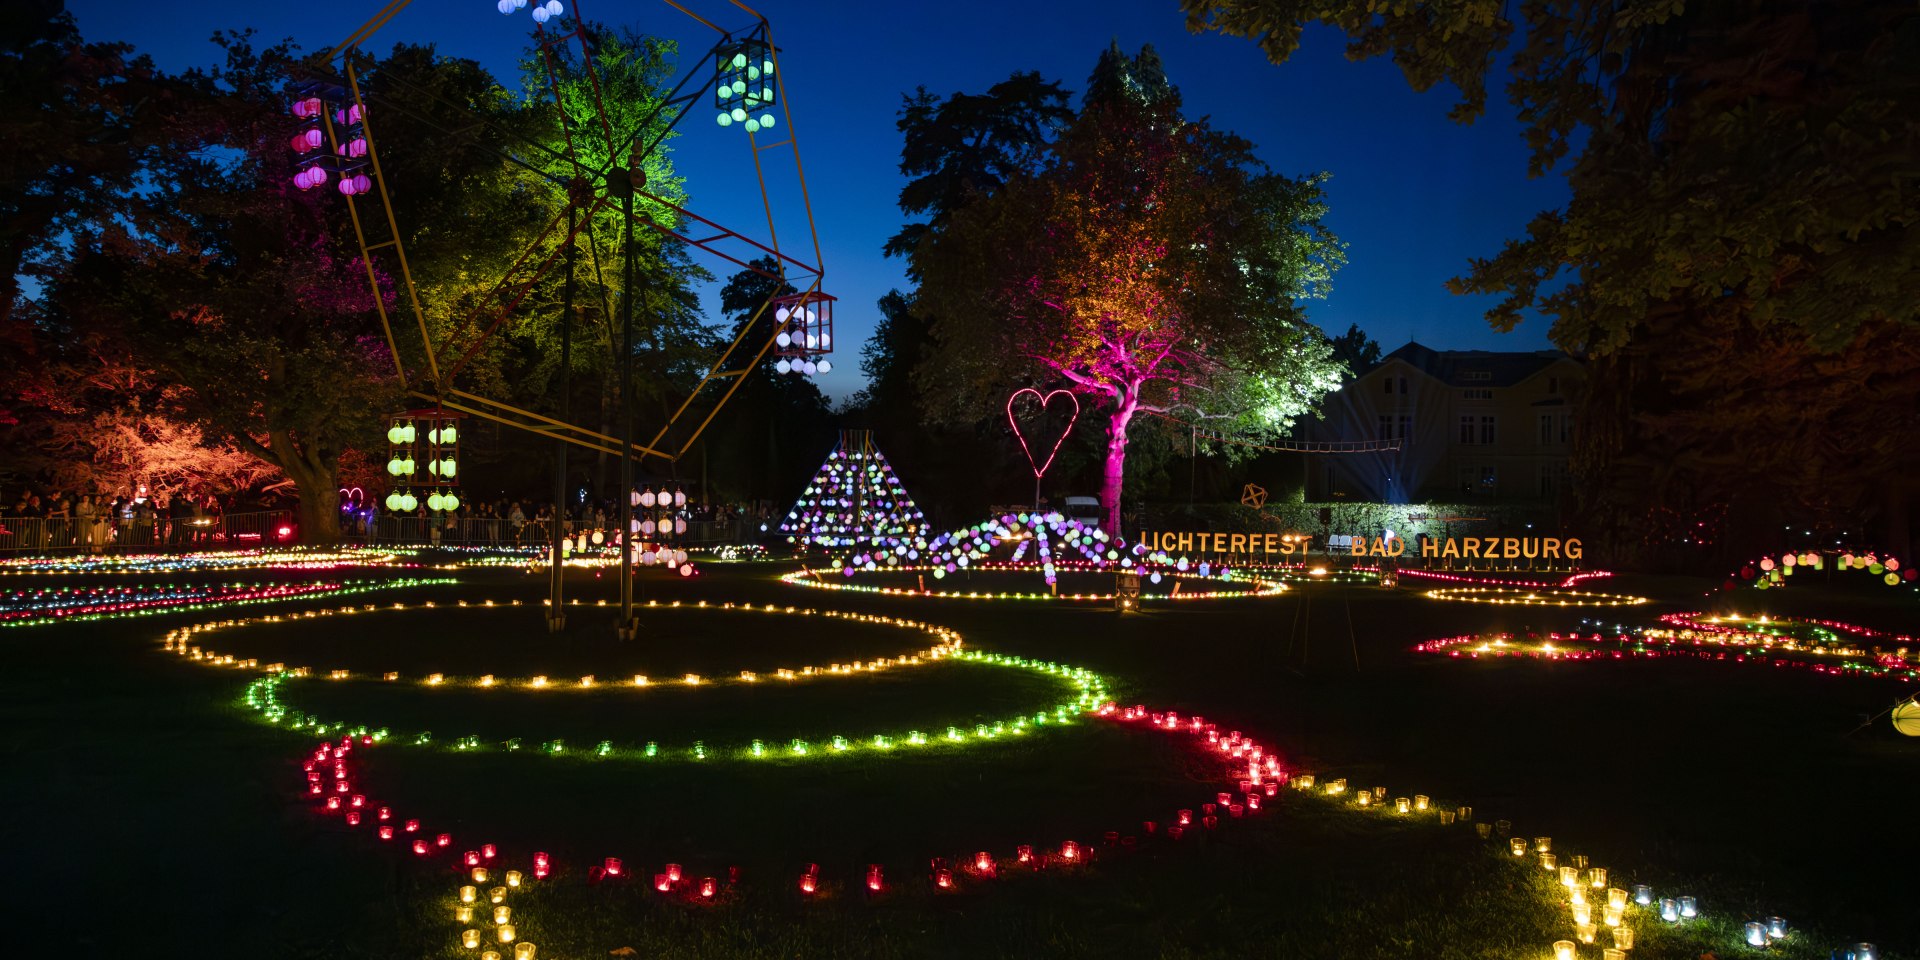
64, 0, 1569, 401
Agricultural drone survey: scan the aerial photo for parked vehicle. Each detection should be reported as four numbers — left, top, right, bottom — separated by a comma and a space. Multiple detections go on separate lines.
1062, 496, 1102, 528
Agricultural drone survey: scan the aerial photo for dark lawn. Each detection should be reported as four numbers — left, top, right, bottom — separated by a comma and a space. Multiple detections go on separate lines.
2, 559, 1913, 958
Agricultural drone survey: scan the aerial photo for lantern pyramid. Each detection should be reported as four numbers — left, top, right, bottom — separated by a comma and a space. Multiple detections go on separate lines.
779, 431, 927, 548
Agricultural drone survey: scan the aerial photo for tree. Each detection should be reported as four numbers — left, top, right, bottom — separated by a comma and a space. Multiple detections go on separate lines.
36, 34, 399, 543
1183, 0, 1920, 554
1327, 323, 1380, 378
915, 46, 1345, 532
1, 5, 189, 326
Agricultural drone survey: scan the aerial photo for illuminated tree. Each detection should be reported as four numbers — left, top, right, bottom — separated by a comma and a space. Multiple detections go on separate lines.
914, 47, 1344, 531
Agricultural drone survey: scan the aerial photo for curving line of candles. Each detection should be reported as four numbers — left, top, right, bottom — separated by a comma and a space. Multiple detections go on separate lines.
779, 560, 1284, 602
1421, 586, 1651, 607
1413, 630, 1917, 683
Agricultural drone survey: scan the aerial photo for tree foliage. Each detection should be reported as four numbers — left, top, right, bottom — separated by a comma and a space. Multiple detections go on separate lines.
1184, 0, 1920, 555
914, 46, 1345, 531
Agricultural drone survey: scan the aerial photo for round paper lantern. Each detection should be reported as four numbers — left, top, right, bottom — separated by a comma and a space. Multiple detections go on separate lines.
679, 564, 693, 577
717, 112, 732, 128
532, 6, 549, 22
673, 490, 686, 507
591, 530, 604, 545
442, 493, 459, 512
1893, 699, 1920, 737
441, 458, 457, 478
427, 493, 443, 511
818, 360, 832, 374
399, 493, 417, 511
387, 458, 404, 476
775, 359, 791, 374
385, 492, 402, 510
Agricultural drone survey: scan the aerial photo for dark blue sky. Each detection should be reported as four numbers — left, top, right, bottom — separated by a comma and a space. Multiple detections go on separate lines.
66, 0, 1569, 401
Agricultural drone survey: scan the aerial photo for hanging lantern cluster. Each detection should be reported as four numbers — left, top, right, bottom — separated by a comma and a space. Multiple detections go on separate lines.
768, 291, 833, 377
384, 412, 461, 513
627, 487, 693, 575
494, 0, 565, 23
288, 83, 373, 196
714, 40, 777, 134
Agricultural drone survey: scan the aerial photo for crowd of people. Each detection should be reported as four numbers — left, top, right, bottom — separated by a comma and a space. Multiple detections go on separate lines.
1, 489, 240, 553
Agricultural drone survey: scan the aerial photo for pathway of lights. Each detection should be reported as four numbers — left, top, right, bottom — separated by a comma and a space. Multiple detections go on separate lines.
1412, 630, 1916, 683
1421, 586, 1650, 607
1396, 568, 1613, 589
165, 600, 1108, 760
1658, 612, 1917, 649
780, 560, 1281, 602
1732, 550, 1916, 592
1280, 774, 1871, 960
0, 546, 410, 576
285, 705, 1297, 953
0, 579, 449, 628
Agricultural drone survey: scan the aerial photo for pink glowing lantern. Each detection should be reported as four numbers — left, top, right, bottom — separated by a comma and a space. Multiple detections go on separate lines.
1059, 841, 1080, 862
866, 865, 884, 892
404, 819, 420, 833
934, 868, 953, 889
482, 844, 496, 860
436, 833, 452, 848
665, 863, 682, 883
799, 873, 816, 894
1016, 844, 1033, 864
699, 878, 716, 899
533, 852, 550, 879
345, 810, 361, 826
412, 840, 429, 856
604, 857, 622, 878
652, 873, 670, 892
378, 825, 394, 840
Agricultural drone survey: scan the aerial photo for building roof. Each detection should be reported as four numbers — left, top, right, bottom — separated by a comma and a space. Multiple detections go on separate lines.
1370, 341, 1576, 388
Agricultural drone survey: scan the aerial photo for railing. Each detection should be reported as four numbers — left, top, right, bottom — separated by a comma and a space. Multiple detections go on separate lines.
343, 516, 744, 547
0, 510, 296, 554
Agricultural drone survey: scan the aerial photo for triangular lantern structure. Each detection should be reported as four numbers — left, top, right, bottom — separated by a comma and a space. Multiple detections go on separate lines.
779, 431, 927, 548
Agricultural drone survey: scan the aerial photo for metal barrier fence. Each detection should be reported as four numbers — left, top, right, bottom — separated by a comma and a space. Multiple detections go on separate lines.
0, 510, 296, 554
343, 516, 742, 546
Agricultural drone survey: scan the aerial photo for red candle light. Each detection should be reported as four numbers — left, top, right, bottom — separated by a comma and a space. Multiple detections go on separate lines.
665, 863, 682, 883
1229, 803, 1245, 818
324, 796, 342, 812
1143, 820, 1157, 834
412, 840, 429, 855
436, 833, 451, 848
699, 877, 716, 898
308, 783, 322, 796
799, 873, 816, 894
1177, 809, 1193, 826
464, 851, 481, 867
1016, 844, 1033, 863
866, 864, 884, 892
1060, 841, 1080, 862
604, 857, 622, 877
482, 844, 496, 860
378, 825, 394, 840
345, 811, 362, 826
404, 819, 420, 833
349, 794, 365, 808
1203, 815, 1219, 830
377, 806, 391, 821
934, 868, 953, 889
653, 873, 671, 892
533, 852, 550, 879
1263, 782, 1279, 796
974, 851, 995, 874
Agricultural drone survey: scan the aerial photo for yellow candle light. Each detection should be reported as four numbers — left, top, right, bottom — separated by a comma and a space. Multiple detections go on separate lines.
1577, 923, 1598, 944
462, 929, 482, 949
483, 952, 501, 960
513, 944, 537, 960
1590, 867, 1608, 889
497, 924, 516, 944
1414, 795, 1429, 811
459, 885, 477, 903
1534, 837, 1552, 853
1607, 888, 1629, 911
455, 906, 473, 923
1605, 906, 1624, 927
1553, 940, 1576, 960
1560, 866, 1580, 888
1510, 838, 1528, 856
1394, 797, 1410, 813
493, 906, 510, 925
489, 886, 507, 904
471, 867, 489, 883
1571, 886, 1588, 907
1605, 950, 1626, 960
1573, 902, 1593, 926
1613, 927, 1634, 950
505, 870, 523, 888
1540, 853, 1558, 872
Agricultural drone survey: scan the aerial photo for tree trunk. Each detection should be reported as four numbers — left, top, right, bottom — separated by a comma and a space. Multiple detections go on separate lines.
1100, 391, 1139, 535
268, 430, 341, 545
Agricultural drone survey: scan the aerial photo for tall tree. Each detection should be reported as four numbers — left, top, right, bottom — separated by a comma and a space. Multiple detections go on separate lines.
37, 33, 399, 543
915, 46, 1345, 532
1184, 0, 1920, 555
1327, 322, 1381, 378
1, 5, 189, 326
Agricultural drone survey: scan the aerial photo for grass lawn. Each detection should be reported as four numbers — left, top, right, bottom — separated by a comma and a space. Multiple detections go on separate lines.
3, 558, 1913, 958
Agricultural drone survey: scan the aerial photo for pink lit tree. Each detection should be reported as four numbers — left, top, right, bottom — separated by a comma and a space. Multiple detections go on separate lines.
914, 47, 1345, 532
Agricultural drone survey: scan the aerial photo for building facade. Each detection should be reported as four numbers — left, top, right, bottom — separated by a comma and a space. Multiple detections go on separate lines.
1302, 342, 1583, 503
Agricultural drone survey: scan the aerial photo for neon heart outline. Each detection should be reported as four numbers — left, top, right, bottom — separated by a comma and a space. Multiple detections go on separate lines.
1006, 388, 1080, 479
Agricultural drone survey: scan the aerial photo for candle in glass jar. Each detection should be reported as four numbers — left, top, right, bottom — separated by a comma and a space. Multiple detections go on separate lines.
462, 929, 481, 949
1660, 898, 1680, 923
1553, 940, 1576, 960
513, 944, 536, 960
1678, 896, 1697, 919
496, 924, 515, 943
1577, 923, 1597, 944
1510, 838, 1528, 856
1613, 926, 1634, 950
1745, 923, 1767, 947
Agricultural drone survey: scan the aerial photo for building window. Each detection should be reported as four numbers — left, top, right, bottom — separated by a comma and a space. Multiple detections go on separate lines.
1462, 388, 1493, 400
1377, 414, 1394, 440
1399, 377, 1408, 394
1560, 414, 1573, 443
1547, 376, 1559, 394
1539, 414, 1555, 445
1383, 377, 1393, 394
1538, 463, 1569, 498
1459, 415, 1476, 445
1463, 371, 1492, 382
1479, 415, 1496, 445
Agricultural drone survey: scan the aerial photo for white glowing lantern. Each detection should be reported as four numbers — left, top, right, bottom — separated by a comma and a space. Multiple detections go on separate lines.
674, 490, 687, 507
775, 359, 791, 374
641, 489, 657, 507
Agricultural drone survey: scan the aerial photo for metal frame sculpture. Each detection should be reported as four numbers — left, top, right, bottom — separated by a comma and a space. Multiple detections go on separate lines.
294, 0, 831, 634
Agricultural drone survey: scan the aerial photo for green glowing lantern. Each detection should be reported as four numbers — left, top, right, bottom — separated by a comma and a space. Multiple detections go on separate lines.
731, 52, 747, 69
759, 113, 776, 129
731, 80, 746, 96
763, 59, 774, 75
387, 457, 404, 476
747, 66, 760, 80
717, 112, 732, 127
440, 458, 457, 478
387, 425, 404, 444
731, 107, 747, 123
744, 119, 760, 133
385, 491, 403, 510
